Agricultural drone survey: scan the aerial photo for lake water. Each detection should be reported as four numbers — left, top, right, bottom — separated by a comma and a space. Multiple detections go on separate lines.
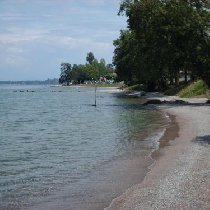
0, 85, 169, 210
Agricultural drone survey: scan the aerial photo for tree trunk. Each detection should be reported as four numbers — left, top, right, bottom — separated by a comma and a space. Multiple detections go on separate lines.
184, 69, 188, 83
169, 75, 174, 85
191, 73, 195, 82
175, 71, 179, 87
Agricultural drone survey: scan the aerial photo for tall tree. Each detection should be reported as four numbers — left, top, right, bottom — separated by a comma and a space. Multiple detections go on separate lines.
86, 52, 95, 65
59, 63, 72, 85
71, 64, 89, 84
113, 30, 138, 84
116, 0, 210, 88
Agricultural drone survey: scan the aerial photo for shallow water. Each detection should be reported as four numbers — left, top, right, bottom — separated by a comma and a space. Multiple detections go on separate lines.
0, 85, 168, 210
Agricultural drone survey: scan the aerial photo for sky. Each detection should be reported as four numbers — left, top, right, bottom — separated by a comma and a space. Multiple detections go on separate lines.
0, 0, 127, 81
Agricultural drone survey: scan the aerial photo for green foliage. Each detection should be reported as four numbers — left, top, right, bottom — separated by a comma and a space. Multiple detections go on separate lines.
70, 64, 90, 84
115, 0, 210, 90
59, 52, 116, 85
59, 63, 72, 85
178, 80, 208, 98
86, 52, 95, 65
113, 30, 138, 83
164, 82, 188, 96
127, 84, 146, 91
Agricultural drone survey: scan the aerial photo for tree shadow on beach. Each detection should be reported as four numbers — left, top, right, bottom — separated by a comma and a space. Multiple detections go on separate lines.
194, 135, 210, 145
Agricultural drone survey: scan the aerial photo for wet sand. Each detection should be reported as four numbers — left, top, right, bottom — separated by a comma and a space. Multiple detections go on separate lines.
106, 104, 210, 210
151, 114, 179, 160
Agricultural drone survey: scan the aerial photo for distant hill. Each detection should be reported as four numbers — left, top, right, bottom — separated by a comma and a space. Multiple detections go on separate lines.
0, 78, 59, 85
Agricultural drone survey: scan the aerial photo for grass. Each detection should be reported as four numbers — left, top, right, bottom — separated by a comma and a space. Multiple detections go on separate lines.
126, 84, 146, 91
178, 80, 209, 98
125, 80, 210, 99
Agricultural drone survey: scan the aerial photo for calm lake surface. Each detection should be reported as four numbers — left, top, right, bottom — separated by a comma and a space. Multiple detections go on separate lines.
0, 85, 168, 210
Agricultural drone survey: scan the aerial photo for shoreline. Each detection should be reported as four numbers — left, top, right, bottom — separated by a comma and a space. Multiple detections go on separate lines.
106, 102, 210, 209
55, 85, 123, 94
151, 113, 179, 160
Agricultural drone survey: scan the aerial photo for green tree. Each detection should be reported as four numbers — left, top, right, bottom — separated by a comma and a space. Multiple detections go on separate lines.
85, 63, 98, 80
113, 30, 138, 84
59, 63, 72, 85
116, 0, 210, 89
86, 52, 95, 65
59, 52, 118, 84
71, 64, 90, 84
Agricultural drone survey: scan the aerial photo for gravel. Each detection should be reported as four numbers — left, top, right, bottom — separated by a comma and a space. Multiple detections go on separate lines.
106, 105, 210, 210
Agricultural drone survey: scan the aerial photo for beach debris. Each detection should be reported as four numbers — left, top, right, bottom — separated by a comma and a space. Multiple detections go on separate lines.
168, 100, 189, 105
206, 100, 210, 104
143, 99, 163, 105
195, 135, 210, 145
143, 99, 190, 105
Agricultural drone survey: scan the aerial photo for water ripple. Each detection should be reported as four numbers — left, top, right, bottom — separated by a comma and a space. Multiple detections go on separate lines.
0, 86, 167, 209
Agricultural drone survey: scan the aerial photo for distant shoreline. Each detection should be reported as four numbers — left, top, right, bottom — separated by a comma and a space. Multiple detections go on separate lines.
0, 79, 58, 85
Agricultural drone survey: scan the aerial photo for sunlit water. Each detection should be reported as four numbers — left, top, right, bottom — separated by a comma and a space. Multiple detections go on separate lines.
0, 85, 168, 210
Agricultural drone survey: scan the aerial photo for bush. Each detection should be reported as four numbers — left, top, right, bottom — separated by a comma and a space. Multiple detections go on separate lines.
127, 84, 146, 91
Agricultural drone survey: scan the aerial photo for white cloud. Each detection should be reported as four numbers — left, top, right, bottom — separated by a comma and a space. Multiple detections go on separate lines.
43, 34, 113, 51
0, 34, 41, 44
0, 0, 125, 79
0, 13, 53, 21
4, 55, 27, 65
6, 47, 24, 54
0, 28, 50, 44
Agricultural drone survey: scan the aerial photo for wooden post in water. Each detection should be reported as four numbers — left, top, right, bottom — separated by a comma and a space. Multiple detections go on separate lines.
94, 84, 97, 106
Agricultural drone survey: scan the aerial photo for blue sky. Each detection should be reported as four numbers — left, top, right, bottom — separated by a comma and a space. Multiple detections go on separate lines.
0, 0, 127, 80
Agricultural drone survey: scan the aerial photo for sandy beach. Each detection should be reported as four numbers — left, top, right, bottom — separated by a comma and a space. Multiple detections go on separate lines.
106, 101, 210, 209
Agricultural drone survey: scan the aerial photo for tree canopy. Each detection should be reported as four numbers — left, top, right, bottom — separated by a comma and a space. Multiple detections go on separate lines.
114, 0, 210, 89
86, 52, 95, 65
59, 52, 116, 85
59, 63, 72, 86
